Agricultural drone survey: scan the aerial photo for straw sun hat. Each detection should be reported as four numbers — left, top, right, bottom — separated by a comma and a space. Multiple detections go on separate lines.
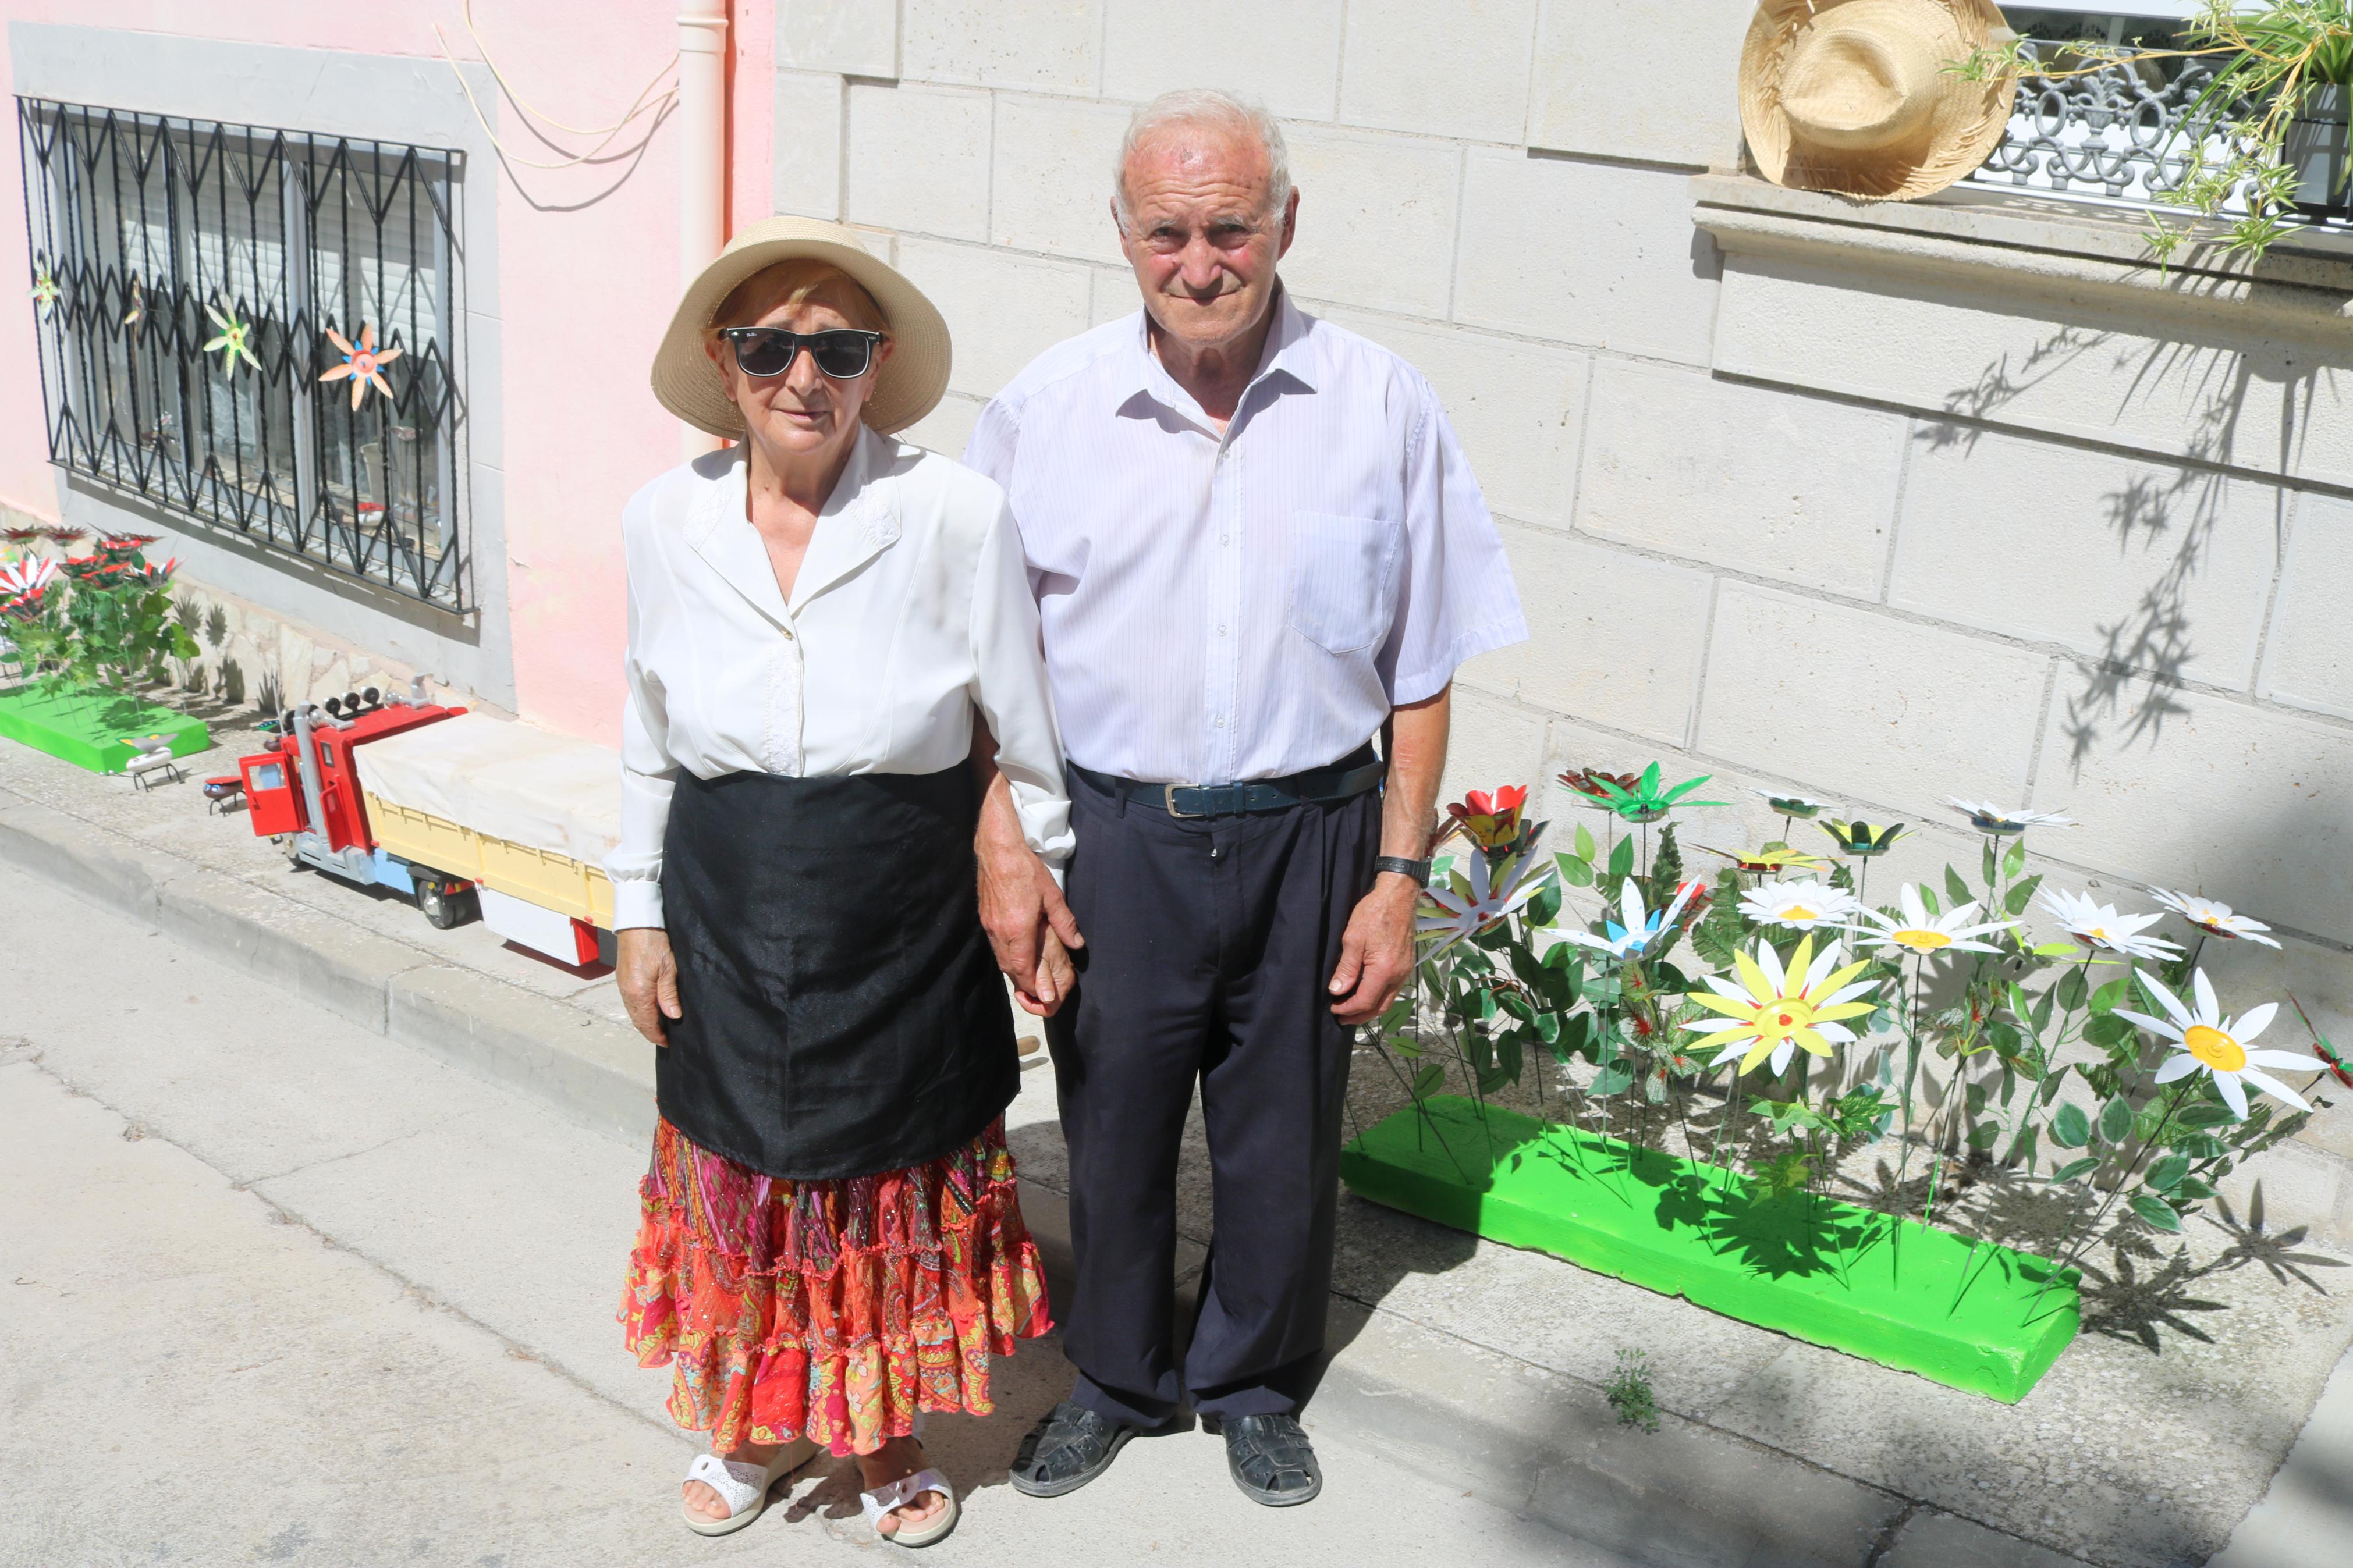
650, 215, 952, 438
1740, 0, 2020, 202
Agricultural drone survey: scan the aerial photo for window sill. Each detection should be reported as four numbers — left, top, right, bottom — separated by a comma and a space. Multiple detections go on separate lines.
1690, 172, 2353, 342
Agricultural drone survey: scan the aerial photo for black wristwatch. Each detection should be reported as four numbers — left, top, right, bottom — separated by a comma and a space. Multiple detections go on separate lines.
1374, 855, 1432, 887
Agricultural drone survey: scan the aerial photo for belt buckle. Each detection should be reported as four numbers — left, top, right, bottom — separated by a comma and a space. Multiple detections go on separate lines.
1163, 783, 1201, 819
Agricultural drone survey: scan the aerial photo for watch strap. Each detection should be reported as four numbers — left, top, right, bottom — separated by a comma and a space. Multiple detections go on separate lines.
1375, 855, 1432, 887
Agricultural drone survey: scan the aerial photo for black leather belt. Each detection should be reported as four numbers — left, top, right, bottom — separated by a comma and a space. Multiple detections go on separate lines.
1070, 748, 1385, 820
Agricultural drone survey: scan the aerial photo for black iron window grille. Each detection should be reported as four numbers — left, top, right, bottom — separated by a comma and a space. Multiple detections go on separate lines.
15, 98, 469, 611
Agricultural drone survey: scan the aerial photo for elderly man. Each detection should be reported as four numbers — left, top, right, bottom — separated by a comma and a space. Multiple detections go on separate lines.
967, 88, 1525, 1507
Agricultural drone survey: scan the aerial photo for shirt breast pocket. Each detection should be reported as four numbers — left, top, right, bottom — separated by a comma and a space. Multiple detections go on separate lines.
1287, 510, 1403, 656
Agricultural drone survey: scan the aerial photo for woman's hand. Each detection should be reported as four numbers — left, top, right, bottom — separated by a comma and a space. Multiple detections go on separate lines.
617, 927, 683, 1046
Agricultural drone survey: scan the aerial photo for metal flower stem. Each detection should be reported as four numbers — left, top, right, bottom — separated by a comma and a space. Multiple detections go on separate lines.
1890, 955, 1929, 1210
2032, 1090, 2190, 1314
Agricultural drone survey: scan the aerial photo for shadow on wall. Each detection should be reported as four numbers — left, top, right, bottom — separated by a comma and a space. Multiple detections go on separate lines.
1918, 326, 2313, 770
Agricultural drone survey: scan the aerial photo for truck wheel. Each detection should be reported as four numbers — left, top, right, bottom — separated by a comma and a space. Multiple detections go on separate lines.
417, 880, 479, 930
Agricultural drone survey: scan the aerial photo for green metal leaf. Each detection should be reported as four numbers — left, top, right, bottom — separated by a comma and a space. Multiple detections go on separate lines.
1982, 837, 1998, 886
1574, 822, 1596, 861
2052, 1103, 2091, 1148
2049, 1156, 2101, 1183
2054, 965, 2088, 1012
1411, 1064, 1443, 1098
1556, 852, 1594, 888
1945, 865, 1974, 910
2145, 1154, 2191, 1193
2176, 1101, 2235, 1129
2003, 873, 2044, 917
2089, 975, 2132, 1015
2003, 837, 2029, 879
2129, 1192, 2183, 1233
1593, 1064, 1634, 1097
1608, 835, 1635, 879
2097, 1096, 2135, 1146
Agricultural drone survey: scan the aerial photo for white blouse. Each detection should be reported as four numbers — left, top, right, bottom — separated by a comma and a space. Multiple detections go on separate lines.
605, 425, 1074, 930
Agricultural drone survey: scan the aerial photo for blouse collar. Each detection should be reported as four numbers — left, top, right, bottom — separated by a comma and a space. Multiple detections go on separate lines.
686, 423, 904, 627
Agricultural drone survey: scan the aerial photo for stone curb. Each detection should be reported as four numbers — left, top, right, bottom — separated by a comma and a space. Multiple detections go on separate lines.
0, 790, 2096, 1568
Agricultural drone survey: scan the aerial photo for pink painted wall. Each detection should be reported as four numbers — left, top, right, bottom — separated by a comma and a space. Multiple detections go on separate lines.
0, 1, 774, 744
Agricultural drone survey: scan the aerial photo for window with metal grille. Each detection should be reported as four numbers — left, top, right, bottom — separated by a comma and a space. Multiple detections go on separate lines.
16, 99, 469, 611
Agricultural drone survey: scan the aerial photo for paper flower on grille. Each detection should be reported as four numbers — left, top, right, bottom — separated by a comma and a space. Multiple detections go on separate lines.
1703, 843, 1827, 874
1821, 819, 1907, 856
123, 279, 143, 328
203, 304, 261, 373
1554, 876, 1703, 962
30, 264, 59, 314
1445, 785, 1528, 851
1681, 935, 1878, 1076
1574, 762, 1727, 824
2037, 887, 2182, 963
1739, 879, 1858, 931
1848, 883, 2016, 959
1753, 789, 1829, 819
2116, 969, 2309, 1122
2152, 889, 2280, 950
95, 532, 159, 555
1948, 798, 2076, 836
1417, 845, 1553, 962
319, 322, 403, 409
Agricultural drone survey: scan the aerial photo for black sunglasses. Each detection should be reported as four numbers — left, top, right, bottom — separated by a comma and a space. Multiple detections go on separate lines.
718, 326, 883, 381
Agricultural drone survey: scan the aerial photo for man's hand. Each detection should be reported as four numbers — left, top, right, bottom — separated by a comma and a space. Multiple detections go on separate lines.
617, 926, 682, 1047
1328, 872, 1421, 1026
976, 783, 1083, 1015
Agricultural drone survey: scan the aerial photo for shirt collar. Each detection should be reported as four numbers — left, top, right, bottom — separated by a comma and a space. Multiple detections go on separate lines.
1120, 285, 1319, 427
685, 424, 902, 625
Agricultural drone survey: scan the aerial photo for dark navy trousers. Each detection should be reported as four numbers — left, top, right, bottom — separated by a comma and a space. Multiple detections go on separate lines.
1045, 759, 1379, 1425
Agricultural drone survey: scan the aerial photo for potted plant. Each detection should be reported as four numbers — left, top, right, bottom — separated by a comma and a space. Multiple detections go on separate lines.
1955, 1, 2353, 258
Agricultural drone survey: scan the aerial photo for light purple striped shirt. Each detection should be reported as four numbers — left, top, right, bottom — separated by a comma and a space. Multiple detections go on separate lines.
963, 291, 1528, 784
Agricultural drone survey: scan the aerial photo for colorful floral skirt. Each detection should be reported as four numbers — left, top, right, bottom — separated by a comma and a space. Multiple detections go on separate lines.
618, 1115, 1051, 1457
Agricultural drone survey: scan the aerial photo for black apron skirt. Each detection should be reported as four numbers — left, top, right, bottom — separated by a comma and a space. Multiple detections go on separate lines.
655, 764, 1019, 1182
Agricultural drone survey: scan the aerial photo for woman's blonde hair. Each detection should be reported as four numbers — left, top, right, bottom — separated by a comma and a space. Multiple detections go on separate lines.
709, 258, 889, 337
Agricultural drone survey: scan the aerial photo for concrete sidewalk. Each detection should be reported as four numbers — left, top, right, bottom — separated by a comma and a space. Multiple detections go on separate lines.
5, 716, 2351, 1566
0, 859, 1606, 1568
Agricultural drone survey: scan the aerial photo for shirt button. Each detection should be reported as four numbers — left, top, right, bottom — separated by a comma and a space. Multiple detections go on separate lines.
1215, 717, 1226, 728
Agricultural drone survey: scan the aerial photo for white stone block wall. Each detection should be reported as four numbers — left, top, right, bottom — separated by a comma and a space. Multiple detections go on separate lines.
773, 1, 2353, 1017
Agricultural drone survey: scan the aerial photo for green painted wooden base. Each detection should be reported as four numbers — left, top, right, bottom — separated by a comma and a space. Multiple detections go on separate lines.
1342, 1096, 2079, 1403
0, 683, 210, 774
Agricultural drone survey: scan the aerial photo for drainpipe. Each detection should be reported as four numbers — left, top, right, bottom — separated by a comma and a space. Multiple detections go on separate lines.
677, 0, 730, 459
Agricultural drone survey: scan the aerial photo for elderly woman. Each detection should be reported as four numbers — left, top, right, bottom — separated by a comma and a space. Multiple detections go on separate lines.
609, 217, 1070, 1547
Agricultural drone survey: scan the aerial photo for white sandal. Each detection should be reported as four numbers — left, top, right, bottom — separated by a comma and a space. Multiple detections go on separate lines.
861, 1465, 959, 1549
680, 1438, 818, 1536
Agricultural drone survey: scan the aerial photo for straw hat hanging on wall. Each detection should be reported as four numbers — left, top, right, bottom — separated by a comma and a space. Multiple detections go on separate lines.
1740, 0, 2020, 202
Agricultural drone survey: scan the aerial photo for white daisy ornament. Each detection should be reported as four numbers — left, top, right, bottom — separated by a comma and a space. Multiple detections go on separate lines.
2116, 969, 2310, 1121
2038, 887, 2184, 963
1948, 798, 2076, 835
1417, 848, 1553, 962
2152, 889, 2281, 950
1739, 879, 1858, 931
1554, 876, 1701, 962
1849, 883, 2018, 960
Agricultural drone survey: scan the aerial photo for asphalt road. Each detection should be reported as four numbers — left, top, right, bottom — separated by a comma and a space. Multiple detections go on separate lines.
0, 857, 1626, 1568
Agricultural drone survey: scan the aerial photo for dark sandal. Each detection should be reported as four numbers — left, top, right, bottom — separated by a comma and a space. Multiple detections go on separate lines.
1215, 1413, 1322, 1507
1009, 1401, 1136, 1498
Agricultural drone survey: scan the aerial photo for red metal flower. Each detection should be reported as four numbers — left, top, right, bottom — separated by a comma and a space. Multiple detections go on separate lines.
1446, 784, 1528, 850
1559, 766, 1639, 801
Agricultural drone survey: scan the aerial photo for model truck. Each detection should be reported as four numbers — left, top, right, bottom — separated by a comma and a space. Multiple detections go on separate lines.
236, 684, 624, 968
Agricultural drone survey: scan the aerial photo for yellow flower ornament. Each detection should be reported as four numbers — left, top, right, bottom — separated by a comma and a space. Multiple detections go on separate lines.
1681, 934, 1879, 1076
